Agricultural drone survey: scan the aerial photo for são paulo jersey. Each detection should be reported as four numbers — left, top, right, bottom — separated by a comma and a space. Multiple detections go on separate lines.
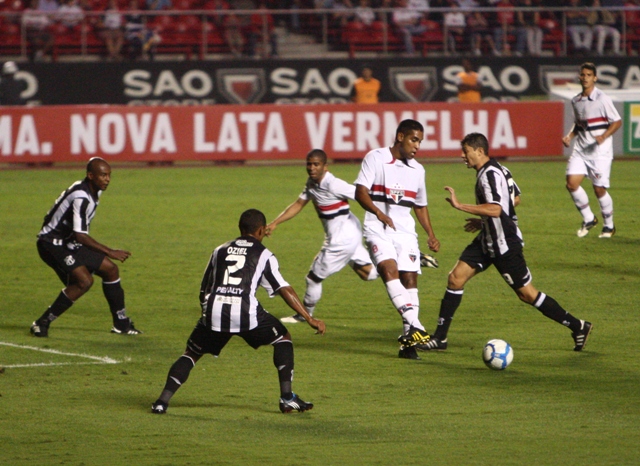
354, 147, 427, 238
570, 86, 621, 160
299, 171, 361, 243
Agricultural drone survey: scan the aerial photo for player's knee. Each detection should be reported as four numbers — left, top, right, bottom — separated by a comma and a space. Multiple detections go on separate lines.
447, 271, 465, 290
76, 274, 94, 293
100, 259, 120, 281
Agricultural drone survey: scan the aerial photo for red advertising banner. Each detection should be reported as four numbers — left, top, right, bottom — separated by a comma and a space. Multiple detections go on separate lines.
0, 102, 563, 164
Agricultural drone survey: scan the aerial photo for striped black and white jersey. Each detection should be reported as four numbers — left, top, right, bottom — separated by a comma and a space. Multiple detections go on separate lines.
476, 159, 523, 258
38, 179, 101, 248
199, 236, 290, 333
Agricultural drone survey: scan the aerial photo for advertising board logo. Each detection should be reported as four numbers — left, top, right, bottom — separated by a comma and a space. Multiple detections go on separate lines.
388, 67, 437, 102
539, 66, 579, 93
217, 69, 266, 104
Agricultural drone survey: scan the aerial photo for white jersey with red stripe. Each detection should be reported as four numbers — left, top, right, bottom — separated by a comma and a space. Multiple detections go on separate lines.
354, 147, 427, 238
299, 171, 361, 243
570, 86, 621, 160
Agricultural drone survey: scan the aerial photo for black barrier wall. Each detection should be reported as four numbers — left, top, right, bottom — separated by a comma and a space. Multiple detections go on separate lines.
10, 56, 640, 106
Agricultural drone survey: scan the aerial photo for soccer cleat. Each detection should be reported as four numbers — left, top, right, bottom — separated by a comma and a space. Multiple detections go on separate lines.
279, 393, 313, 413
577, 217, 598, 237
416, 337, 448, 351
598, 226, 616, 238
398, 345, 420, 360
420, 253, 439, 268
281, 314, 306, 324
111, 321, 143, 335
398, 326, 431, 348
30, 320, 49, 338
572, 320, 593, 352
151, 400, 168, 414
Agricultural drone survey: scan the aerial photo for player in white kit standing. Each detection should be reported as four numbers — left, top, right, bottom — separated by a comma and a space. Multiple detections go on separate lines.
354, 119, 440, 360
267, 149, 378, 323
562, 62, 622, 238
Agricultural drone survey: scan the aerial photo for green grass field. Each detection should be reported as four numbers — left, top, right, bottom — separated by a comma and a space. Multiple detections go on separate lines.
1, 159, 639, 465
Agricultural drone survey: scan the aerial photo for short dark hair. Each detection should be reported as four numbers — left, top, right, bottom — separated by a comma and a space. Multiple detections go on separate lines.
86, 157, 108, 173
239, 209, 266, 235
395, 119, 424, 142
580, 62, 597, 76
306, 149, 327, 164
461, 132, 489, 155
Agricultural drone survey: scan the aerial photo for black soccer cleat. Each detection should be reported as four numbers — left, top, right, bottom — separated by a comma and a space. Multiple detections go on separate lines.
398, 326, 430, 348
30, 320, 49, 338
151, 400, 168, 414
416, 337, 448, 351
111, 320, 143, 335
577, 217, 598, 237
279, 393, 313, 413
398, 345, 420, 360
598, 226, 616, 238
572, 320, 593, 352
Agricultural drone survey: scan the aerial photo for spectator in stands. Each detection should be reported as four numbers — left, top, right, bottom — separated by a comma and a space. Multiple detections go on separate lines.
443, 0, 466, 54
97, 0, 125, 60
392, 0, 430, 55
203, 0, 230, 28
492, 0, 516, 55
351, 64, 381, 103
224, 7, 245, 57
146, 0, 172, 10
588, 0, 621, 54
0, 61, 27, 106
456, 58, 481, 102
246, 1, 278, 58
22, 0, 55, 61
39, 0, 60, 13
124, 0, 160, 60
466, 1, 495, 56
354, 0, 376, 25
566, 0, 593, 54
56, 0, 85, 30
331, 0, 355, 27
515, 0, 542, 55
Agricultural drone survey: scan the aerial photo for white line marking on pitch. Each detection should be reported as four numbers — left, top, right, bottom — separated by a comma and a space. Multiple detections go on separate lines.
0, 341, 120, 368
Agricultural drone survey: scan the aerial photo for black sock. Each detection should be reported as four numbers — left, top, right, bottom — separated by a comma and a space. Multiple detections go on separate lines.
158, 355, 196, 404
39, 291, 74, 324
433, 289, 463, 341
532, 292, 581, 332
273, 341, 294, 398
102, 280, 128, 326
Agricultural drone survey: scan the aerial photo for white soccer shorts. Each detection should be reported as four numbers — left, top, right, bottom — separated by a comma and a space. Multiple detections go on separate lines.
310, 239, 372, 280
566, 155, 612, 188
365, 231, 421, 274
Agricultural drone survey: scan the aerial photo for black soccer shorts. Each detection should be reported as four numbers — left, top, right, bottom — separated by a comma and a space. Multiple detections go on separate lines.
459, 239, 532, 290
37, 239, 105, 284
186, 311, 289, 357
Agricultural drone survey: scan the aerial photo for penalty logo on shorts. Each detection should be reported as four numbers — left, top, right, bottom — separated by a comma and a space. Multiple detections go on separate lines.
64, 255, 75, 266
389, 184, 405, 203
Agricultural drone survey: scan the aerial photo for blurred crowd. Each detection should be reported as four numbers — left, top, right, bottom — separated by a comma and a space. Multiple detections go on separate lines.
0, 0, 638, 61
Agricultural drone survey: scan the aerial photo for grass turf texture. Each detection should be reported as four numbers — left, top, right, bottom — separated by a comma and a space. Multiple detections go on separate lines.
1, 160, 639, 465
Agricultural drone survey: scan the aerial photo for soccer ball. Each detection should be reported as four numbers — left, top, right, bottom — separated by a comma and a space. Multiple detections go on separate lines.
482, 339, 513, 370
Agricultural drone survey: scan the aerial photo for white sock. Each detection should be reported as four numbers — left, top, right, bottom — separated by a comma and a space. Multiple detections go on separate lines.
303, 276, 322, 317
570, 186, 595, 222
385, 279, 424, 331
598, 192, 614, 228
367, 266, 379, 281
407, 288, 420, 334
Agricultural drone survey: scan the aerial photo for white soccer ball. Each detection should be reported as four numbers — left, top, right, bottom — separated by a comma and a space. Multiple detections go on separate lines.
482, 339, 513, 370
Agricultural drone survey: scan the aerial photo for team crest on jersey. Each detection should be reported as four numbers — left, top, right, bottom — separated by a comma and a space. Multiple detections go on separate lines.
64, 255, 75, 266
389, 184, 405, 203
216, 69, 266, 104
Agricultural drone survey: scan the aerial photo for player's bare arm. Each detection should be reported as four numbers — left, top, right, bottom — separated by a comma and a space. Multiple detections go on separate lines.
74, 232, 131, 262
444, 186, 502, 217
562, 125, 576, 147
355, 184, 396, 230
413, 205, 440, 253
266, 198, 308, 236
595, 119, 622, 145
279, 286, 326, 335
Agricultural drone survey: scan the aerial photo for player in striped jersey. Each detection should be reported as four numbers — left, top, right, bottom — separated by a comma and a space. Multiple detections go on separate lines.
267, 149, 378, 323
152, 209, 325, 415
562, 62, 622, 238
354, 119, 440, 360
422, 133, 592, 352
30, 157, 141, 337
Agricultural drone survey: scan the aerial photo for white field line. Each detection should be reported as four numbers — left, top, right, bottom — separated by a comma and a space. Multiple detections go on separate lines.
0, 341, 120, 368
